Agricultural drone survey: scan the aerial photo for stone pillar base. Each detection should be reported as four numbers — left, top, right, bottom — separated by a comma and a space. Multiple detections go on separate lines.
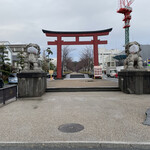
118, 70, 150, 94
17, 72, 47, 98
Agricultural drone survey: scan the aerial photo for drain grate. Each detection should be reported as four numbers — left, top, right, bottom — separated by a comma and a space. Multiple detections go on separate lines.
58, 123, 84, 133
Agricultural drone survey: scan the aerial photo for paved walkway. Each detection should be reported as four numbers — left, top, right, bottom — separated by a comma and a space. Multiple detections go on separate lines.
47, 79, 118, 88
0, 92, 150, 143
47, 72, 118, 88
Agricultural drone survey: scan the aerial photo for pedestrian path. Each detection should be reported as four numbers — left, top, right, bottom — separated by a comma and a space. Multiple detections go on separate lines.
47, 79, 118, 88
47, 73, 118, 88
0, 92, 150, 144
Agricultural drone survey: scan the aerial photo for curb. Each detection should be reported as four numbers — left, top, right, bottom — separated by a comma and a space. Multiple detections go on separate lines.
0, 142, 150, 150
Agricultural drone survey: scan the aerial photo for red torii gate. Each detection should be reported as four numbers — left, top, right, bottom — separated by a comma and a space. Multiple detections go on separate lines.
42, 28, 112, 79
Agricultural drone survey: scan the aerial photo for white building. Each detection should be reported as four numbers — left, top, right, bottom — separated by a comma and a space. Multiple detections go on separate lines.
98, 48, 121, 71
5, 44, 27, 71
0, 41, 29, 71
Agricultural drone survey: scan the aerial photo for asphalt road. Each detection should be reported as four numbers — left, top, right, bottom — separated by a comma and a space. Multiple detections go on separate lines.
103, 74, 118, 83
0, 145, 148, 150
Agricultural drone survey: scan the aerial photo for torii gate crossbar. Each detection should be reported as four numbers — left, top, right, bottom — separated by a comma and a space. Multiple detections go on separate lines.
42, 28, 112, 79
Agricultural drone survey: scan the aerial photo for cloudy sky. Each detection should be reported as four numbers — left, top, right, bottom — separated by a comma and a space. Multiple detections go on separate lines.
0, 0, 149, 60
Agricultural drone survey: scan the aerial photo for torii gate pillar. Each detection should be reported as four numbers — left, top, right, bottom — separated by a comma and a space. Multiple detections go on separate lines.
93, 35, 99, 66
57, 36, 62, 79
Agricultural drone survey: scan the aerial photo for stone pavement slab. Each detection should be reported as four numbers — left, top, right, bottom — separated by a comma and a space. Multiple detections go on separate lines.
0, 92, 150, 143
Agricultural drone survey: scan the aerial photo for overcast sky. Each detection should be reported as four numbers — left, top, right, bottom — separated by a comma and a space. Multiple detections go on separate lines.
0, 0, 150, 61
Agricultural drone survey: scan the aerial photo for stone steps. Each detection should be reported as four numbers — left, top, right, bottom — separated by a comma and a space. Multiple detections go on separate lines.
46, 87, 121, 92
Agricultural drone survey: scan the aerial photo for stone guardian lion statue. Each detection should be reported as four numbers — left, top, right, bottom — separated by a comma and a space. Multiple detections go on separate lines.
23, 43, 42, 72
124, 41, 143, 70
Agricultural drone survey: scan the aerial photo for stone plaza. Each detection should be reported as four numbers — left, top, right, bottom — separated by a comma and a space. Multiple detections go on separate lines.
1, 89, 150, 149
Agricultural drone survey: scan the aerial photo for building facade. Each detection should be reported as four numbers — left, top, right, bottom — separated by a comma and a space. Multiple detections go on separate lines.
113, 45, 150, 69
98, 48, 120, 71
140, 45, 150, 64
0, 41, 28, 71
6, 44, 27, 71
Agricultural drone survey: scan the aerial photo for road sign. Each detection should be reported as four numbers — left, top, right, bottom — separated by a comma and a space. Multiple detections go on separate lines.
49, 70, 54, 75
94, 66, 102, 78
148, 58, 150, 66
49, 70, 54, 80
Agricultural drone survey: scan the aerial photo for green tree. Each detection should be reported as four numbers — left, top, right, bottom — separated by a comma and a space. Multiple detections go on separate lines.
17, 50, 25, 70
46, 47, 53, 70
46, 47, 53, 59
0, 45, 10, 70
0, 45, 11, 80
49, 62, 55, 70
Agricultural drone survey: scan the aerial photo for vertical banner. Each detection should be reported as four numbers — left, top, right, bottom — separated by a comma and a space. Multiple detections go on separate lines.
148, 58, 150, 66
49, 70, 54, 80
94, 66, 102, 78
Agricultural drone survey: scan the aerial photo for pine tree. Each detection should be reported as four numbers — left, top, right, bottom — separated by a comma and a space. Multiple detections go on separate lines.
46, 47, 53, 59
46, 47, 53, 70
0, 45, 10, 71
17, 50, 25, 70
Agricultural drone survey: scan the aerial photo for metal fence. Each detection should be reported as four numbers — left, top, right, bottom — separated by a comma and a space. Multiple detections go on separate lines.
0, 85, 17, 104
